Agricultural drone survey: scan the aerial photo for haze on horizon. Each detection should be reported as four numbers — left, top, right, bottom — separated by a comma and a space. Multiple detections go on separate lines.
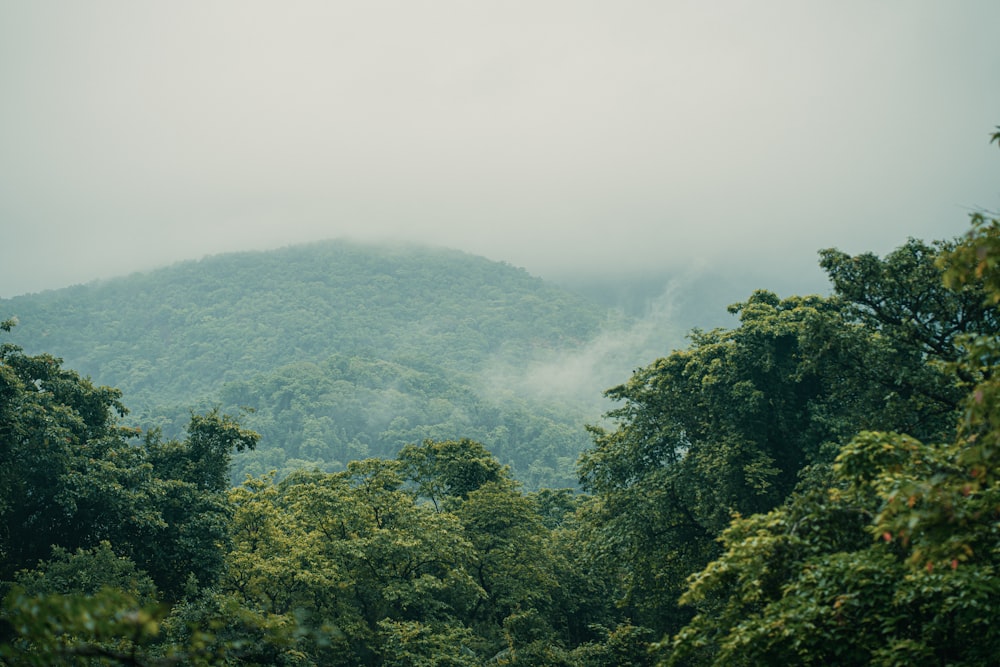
2, 1, 999, 299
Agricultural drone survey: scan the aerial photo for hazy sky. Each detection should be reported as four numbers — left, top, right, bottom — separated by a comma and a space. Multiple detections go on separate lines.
2, 0, 999, 298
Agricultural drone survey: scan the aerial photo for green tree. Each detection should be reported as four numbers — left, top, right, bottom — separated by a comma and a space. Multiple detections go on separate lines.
13, 541, 158, 605
139, 410, 259, 600
1, 586, 169, 667
376, 619, 479, 667
197, 459, 488, 665
0, 321, 156, 584
578, 292, 844, 632
0, 321, 269, 660
665, 213, 1000, 665
577, 236, 996, 640
148, 408, 259, 493
397, 438, 508, 510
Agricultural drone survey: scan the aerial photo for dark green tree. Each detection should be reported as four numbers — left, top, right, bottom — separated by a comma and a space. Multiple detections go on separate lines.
665, 214, 1000, 666
140, 410, 259, 599
578, 292, 844, 632
577, 236, 997, 639
0, 318, 260, 602
0, 320, 156, 585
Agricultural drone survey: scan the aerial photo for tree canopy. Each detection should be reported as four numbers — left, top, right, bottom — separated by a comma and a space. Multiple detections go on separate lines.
663, 215, 1000, 665
3, 132, 1000, 662
575, 234, 996, 636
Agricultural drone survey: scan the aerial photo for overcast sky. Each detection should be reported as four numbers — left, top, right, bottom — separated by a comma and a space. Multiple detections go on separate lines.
2, 0, 998, 298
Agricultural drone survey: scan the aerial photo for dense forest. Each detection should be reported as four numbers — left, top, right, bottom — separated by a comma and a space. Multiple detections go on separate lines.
3, 153, 1000, 661
0, 241, 646, 489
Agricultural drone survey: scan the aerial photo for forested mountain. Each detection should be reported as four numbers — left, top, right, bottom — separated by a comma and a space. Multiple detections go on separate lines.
0, 240, 626, 487
1, 240, 605, 403
4, 218, 1000, 665
5, 130, 1000, 663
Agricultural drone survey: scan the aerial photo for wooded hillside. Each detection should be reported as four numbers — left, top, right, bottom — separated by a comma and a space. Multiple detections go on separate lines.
4, 122, 1000, 666
4, 219, 999, 665
1, 241, 615, 487
3, 217, 1000, 664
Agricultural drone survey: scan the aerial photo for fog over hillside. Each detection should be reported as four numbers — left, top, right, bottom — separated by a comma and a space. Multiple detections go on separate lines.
2, 2, 998, 300
486, 269, 712, 412
2, 2, 998, 654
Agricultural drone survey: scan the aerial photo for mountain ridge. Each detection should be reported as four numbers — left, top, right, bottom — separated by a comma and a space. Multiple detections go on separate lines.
2, 239, 606, 404
1, 239, 621, 487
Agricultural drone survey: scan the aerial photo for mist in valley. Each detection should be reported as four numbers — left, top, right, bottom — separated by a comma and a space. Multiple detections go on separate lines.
480, 271, 694, 417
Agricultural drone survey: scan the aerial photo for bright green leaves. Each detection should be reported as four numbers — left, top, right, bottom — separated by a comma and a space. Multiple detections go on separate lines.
674, 543, 1000, 666
202, 441, 596, 663
377, 619, 479, 666
665, 463, 872, 666
225, 473, 314, 616
398, 438, 508, 510
666, 446, 1000, 666
211, 455, 488, 663
834, 430, 983, 569
941, 212, 1000, 303
726, 549, 904, 666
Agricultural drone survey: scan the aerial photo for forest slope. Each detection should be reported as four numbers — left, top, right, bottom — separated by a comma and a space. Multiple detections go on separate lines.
0, 240, 615, 486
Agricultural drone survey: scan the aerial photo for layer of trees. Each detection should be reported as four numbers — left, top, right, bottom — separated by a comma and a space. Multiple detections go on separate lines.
661, 215, 1000, 665
1, 241, 606, 407
0, 241, 611, 488
3, 145, 1000, 661
217, 353, 593, 489
0, 332, 625, 663
579, 236, 996, 637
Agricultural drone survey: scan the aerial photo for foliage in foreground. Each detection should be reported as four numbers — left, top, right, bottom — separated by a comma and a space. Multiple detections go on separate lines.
3, 180, 1000, 662
577, 234, 995, 637
663, 212, 1000, 665
0, 333, 619, 664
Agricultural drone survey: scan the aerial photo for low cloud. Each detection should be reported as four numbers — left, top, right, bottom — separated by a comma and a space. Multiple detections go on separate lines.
1, 2, 997, 298
477, 270, 710, 419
